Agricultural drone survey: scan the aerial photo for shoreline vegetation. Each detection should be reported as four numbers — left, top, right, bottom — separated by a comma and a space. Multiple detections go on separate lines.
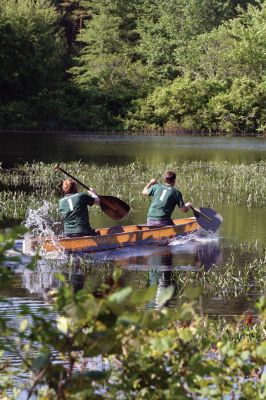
0, 129, 266, 137
0, 0, 265, 135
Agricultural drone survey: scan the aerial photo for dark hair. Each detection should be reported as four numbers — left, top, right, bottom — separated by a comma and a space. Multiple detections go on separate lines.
62, 179, 78, 194
163, 170, 176, 184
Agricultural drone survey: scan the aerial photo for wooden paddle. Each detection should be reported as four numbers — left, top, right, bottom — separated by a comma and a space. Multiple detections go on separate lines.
190, 206, 223, 233
54, 164, 130, 220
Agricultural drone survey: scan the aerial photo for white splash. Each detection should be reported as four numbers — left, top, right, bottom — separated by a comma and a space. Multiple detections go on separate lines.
23, 201, 65, 256
24, 201, 55, 235
168, 229, 219, 246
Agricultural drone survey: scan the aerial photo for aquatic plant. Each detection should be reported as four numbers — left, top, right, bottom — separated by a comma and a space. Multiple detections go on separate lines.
0, 160, 266, 228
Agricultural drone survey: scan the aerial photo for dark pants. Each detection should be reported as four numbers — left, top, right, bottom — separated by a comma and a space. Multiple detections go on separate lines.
64, 229, 97, 238
147, 217, 174, 227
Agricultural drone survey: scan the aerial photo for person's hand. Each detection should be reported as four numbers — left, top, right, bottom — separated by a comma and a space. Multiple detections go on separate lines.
149, 179, 158, 185
89, 188, 97, 194
185, 202, 193, 209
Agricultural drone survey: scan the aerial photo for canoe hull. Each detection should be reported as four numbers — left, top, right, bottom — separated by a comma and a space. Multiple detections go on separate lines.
23, 217, 200, 254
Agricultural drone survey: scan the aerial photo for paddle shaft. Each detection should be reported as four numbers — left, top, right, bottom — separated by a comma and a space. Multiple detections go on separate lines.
54, 164, 130, 219
55, 164, 93, 191
190, 206, 213, 222
55, 164, 117, 209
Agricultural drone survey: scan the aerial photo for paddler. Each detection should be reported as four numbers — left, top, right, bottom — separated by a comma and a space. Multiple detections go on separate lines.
59, 179, 100, 237
142, 170, 193, 227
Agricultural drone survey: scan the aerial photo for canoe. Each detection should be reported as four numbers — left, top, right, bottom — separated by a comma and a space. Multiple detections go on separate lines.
23, 217, 200, 254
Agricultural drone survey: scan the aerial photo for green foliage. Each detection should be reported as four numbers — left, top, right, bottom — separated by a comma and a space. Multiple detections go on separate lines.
0, 229, 266, 399
128, 76, 266, 134
0, 0, 265, 132
137, 0, 253, 82
71, 0, 150, 121
0, 0, 65, 102
125, 77, 227, 131
204, 78, 266, 133
179, 1, 266, 80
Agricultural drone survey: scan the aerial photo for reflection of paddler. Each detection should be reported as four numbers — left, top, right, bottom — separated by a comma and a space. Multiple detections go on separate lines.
147, 250, 175, 308
194, 242, 223, 271
69, 270, 85, 293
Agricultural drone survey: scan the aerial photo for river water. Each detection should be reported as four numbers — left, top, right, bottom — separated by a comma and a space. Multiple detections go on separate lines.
1, 132, 266, 319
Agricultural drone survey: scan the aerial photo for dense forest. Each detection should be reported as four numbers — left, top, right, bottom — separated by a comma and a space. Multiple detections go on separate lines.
0, 0, 265, 134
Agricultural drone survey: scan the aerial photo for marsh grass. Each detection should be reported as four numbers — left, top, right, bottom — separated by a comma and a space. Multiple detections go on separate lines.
0, 160, 266, 225
170, 243, 266, 299
172, 256, 266, 299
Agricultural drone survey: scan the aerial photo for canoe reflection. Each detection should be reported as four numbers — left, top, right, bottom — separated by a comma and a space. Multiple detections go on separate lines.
20, 240, 258, 317
22, 241, 222, 297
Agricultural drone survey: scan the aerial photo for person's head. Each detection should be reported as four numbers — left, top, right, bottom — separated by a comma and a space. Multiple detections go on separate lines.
62, 179, 78, 194
163, 170, 176, 185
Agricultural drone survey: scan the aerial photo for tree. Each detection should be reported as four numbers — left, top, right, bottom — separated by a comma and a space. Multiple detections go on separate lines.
0, 0, 66, 102
178, 1, 266, 80
136, 0, 259, 83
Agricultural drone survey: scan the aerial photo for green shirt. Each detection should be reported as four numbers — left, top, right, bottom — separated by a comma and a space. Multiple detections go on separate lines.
147, 183, 185, 219
59, 192, 95, 234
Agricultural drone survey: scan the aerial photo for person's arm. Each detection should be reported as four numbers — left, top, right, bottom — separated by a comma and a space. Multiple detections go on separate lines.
142, 179, 158, 195
180, 202, 193, 213
88, 188, 100, 205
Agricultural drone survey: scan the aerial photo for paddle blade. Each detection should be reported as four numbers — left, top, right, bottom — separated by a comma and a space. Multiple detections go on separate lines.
99, 195, 130, 220
194, 207, 223, 233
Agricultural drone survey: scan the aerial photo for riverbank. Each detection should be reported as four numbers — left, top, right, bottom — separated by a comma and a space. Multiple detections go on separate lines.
0, 129, 265, 137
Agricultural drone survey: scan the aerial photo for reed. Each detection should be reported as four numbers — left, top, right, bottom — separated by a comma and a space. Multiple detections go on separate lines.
0, 160, 265, 225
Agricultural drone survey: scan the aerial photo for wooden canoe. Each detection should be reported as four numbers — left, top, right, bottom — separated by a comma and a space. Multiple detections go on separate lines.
23, 217, 200, 254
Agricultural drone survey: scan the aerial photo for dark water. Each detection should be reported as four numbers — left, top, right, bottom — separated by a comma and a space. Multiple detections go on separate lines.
1, 131, 266, 167
1, 132, 266, 320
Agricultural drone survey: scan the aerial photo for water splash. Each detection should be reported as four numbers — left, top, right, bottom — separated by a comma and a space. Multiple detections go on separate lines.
23, 201, 65, 256
24, 201, 54, 234
168, 229, 219, 246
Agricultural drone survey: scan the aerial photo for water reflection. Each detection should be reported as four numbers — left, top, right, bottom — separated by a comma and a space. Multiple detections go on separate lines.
21, 240, 223, 296
14, 235, 261, 317
1, 132, 266, 168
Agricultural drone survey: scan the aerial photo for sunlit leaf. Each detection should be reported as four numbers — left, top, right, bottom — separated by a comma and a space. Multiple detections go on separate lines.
19, 318, 28, 332
57, 316, 69, 334
113, 268, 122, 282
109, 287, 132, 303
157, 285, 175, 308
150, 336, 174, 353
130, 287, 157, 305
178, 328, 193, 342
257, 341, 266, 358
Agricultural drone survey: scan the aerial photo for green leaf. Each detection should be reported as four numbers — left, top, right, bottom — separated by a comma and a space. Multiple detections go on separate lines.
157, 285, 175, 308
32, 352, 50, 371
55, 273, 66, 282
257, 341, 266, 359
57, 316, 69, 334
130, 287, 157, 305
184, 286, 203, 300
112, 268, 122, 282
178, 328, 193, 342
19, 318, 28, 332
150, 336, 174, 353
109, 287, 132, 304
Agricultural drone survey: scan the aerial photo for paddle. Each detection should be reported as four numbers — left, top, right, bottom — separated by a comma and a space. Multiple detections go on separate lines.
190, 206, 223, 233
54, 164, 130, 220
